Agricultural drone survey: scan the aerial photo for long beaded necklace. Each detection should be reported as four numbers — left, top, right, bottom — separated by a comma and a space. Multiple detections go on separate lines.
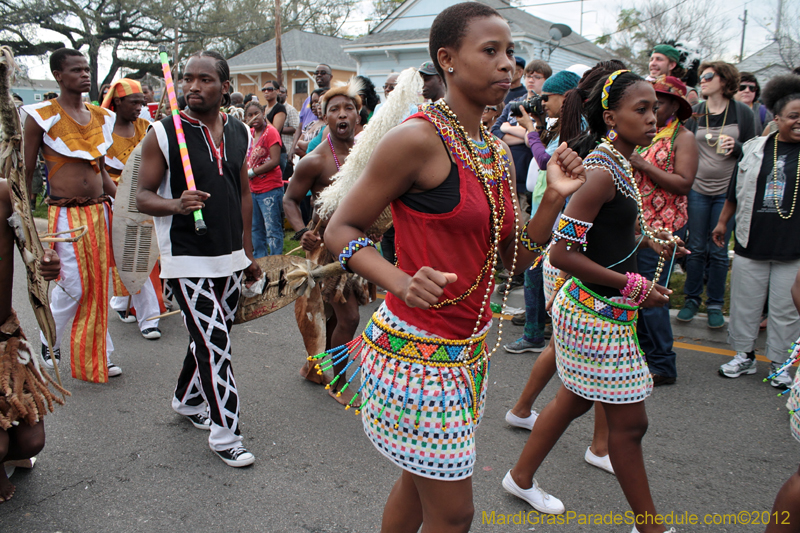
596, 140, 678, 302
424, 100, 520, 352
327, 134, 341, 171
773, 134, 800, 220
704, 101, 729, 147
636, 118, 681, 198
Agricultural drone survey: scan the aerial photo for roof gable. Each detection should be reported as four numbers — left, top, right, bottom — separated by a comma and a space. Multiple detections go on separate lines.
227, 29, 356, 70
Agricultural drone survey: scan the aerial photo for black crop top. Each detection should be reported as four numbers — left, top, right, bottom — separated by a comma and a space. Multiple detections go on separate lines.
398, 134, 461, 214
582, 188, 639, 298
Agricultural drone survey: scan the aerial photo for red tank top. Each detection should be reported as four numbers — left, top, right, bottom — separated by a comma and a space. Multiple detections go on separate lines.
385, 109, 517, 339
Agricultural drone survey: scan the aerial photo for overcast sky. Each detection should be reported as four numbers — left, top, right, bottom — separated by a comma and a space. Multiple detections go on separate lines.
21, 0, 781, 81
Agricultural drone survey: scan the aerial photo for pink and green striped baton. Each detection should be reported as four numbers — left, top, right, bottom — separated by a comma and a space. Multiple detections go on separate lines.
158, 45, 207, 235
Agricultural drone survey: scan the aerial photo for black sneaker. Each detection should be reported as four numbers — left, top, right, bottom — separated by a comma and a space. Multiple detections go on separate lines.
214, 445, 255, 467
41, 343, 61, 368
187, 412, 211, 430
141, 327, 162, 340
116, 310, 137, 323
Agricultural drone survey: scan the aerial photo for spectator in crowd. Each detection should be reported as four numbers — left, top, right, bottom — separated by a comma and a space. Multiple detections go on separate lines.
491, 59, 552, 291
504, 56, 527, 104
356, 75, 379, 125
713, 74, 800, 388
481, 103, 500, 128
230, 92, 244, 108
504, 69, 580, 354
383, 72, 399, 97
630, 76, 698, 385
686, 87, 700, 106
289, 64, 333, 158
678, 61, 757, 328
296, 88, 327, 158
648, 43, 699, 86
735, 72, 773, 134
245, 101, 284, 257
278, 85, 299, 178
419, 61, 445, 102
262, 80, 288, 174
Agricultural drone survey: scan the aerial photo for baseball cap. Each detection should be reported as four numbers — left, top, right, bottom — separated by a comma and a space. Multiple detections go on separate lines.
419, 61, 438, 76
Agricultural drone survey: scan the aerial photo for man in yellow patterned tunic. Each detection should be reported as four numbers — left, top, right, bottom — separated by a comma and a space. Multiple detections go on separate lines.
22, 48, 119, 383
102, 78, 165, 340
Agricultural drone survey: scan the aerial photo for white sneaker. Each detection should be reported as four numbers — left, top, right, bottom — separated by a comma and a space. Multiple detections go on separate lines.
719, 352, 757, 378
505, 409, 538, 430
214, 445, 255, 467
584, 446, 615, 475
770, 362, 792, 389
502, 470, 565, 514
107, 363, 122, 377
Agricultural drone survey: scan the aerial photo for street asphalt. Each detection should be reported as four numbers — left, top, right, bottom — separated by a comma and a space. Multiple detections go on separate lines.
1, 249, 793, 533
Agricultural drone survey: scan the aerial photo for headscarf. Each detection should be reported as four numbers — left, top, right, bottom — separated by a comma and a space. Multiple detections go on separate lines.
100, 78, 143, 111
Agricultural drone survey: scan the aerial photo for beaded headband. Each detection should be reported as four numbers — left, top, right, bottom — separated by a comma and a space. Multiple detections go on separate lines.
601, 69, 630, 110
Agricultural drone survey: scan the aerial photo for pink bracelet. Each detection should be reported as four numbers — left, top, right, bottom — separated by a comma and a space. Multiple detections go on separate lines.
621, 272, 640, 299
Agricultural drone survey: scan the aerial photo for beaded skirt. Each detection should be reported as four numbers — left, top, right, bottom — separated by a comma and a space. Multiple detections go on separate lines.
551, 279, 653, 404
311, 303, 490, 480
542, 253, 560, 304
784, 339, 800, 443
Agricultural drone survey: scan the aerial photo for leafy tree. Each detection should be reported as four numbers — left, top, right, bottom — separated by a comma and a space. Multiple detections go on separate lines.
596, 0, 731, 76
0, 0, 358, 100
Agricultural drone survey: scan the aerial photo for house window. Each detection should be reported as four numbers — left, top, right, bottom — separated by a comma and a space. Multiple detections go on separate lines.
34, 93, 42, 101
294, 79, 308, 95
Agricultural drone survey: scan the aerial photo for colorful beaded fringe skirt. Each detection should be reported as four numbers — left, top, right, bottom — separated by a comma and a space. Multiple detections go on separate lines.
785, 339, 800, 443
311, 303, 490, 480
542, 253, 560, 303
552, 279, 653, 403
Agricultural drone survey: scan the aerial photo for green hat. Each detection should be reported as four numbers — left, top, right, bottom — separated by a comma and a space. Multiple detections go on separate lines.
541, 70, 580, 95
652, 44, 681, 64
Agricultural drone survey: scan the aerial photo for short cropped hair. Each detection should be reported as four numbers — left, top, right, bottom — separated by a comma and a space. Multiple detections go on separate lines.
50, 48, 84, 73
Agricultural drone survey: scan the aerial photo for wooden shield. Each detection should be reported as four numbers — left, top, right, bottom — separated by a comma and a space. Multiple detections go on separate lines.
112, 144, 159, 294
234, 255, 316, 324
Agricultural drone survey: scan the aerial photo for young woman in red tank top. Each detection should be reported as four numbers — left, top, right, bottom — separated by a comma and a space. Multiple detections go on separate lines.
317, 4, 585, 531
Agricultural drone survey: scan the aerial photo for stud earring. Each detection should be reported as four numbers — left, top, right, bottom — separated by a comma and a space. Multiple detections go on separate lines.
448, 67, 454, 73
607, 128, 618, 141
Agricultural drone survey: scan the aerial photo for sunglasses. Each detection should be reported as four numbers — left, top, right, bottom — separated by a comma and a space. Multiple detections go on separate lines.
383, 84, 396, 90
540, 94, 551, 102
700, 72, 716, 82
262, 87, 275, 92
739, 84, 756, 92
484, 106, 498, 112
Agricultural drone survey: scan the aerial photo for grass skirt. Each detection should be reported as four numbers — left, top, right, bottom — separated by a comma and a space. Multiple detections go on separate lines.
551, 279, 653, 403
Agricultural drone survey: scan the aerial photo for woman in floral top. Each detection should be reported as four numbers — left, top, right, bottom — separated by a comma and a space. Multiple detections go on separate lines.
630, 75, 698, 385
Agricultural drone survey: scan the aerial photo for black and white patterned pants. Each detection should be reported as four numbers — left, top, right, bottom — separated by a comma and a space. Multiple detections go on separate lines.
170, 272, 244, 451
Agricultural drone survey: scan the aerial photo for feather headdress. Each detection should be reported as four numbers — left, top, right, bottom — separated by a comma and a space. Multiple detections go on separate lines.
321, 76, 365, 115
316, 67, 423, 221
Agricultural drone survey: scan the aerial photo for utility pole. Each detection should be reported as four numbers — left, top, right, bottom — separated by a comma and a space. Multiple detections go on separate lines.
275, 0, 283, 87
775, 0, 783, 38
739, 8, 747, 62
580, 0, 583, 35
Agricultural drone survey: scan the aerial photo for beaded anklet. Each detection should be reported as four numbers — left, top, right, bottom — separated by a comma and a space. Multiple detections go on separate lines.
339, 237, 376, 272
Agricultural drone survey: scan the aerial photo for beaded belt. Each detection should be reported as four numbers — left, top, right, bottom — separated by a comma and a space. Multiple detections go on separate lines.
562, 278, 638, 325
309, 311, 489, 424
362, 315, 487, 367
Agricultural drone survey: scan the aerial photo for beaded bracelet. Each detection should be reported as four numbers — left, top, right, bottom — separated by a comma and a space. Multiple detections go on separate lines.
519, 226, 548, 253
293, 228, 309, 241
552, 214, 592, 251
554, 277, 567, 293
339, 237, 376, 272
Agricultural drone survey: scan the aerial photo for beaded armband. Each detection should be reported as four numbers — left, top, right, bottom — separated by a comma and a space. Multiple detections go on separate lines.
552, 214, 592, 251
519, 227, 548, 253
554, 277, 567, 293
338, 237, 376, 272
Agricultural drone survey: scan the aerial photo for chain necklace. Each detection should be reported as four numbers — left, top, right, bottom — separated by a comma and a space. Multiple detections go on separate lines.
773, 134, 800, 220
422, 100, 520, 354
704, 101, 729, 147
327, 134, 341, 171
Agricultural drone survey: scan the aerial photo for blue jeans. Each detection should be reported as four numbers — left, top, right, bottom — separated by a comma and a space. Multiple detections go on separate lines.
251, 187, 284, 258
684, 189, 733, 309
523, 264, 546, 344
637, 246, 676, 377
